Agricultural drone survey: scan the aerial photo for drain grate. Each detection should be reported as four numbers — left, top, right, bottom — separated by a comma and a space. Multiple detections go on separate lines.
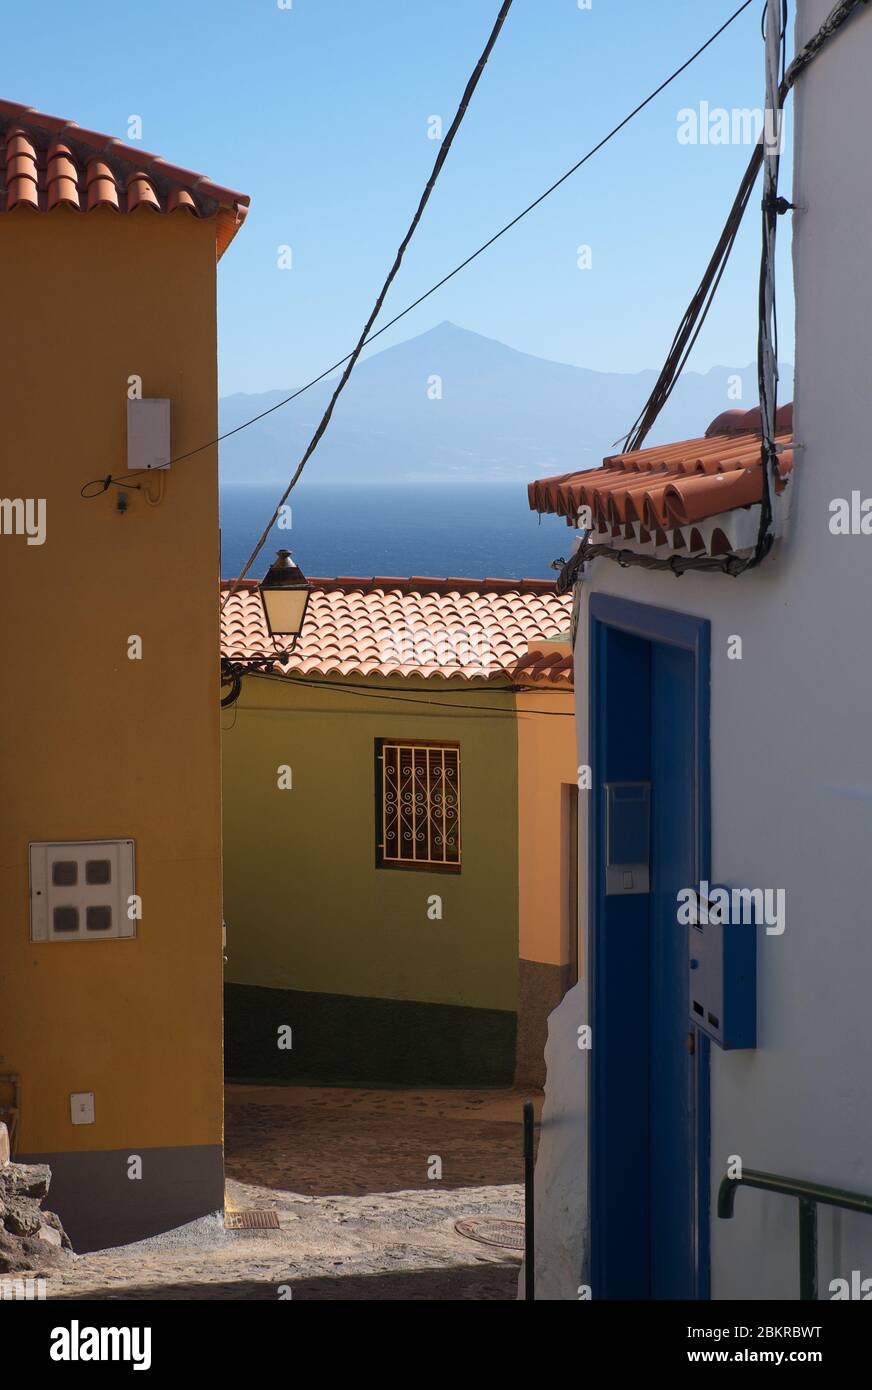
454, 1217, 525, 1251
225, 1209, 280, 1231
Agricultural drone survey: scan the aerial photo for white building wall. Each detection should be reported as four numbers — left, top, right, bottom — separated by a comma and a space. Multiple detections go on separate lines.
533, 0, 872, 1300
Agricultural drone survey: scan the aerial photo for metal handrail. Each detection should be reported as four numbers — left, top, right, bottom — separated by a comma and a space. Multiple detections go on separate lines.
718, 1167, 872, 1300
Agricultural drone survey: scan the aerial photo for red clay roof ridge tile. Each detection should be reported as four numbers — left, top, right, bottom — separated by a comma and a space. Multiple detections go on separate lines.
220, 579, 573, 682
219, 575, 560, 596
0, 98, 249, 257
528, 402, 796, 556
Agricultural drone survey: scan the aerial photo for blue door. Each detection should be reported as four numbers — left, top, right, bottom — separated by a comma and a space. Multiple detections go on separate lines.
589, 596, 710, 1300
649, 641, 695, 1298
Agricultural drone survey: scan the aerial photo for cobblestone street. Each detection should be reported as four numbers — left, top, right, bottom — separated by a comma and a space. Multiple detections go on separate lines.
45, 1086, 539, 1301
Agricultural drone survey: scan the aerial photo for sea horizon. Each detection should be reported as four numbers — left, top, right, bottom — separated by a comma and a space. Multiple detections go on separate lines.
220, 481, 574, 583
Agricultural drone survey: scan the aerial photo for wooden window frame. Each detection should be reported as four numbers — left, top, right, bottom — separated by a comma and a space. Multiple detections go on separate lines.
375, 738, 462, 873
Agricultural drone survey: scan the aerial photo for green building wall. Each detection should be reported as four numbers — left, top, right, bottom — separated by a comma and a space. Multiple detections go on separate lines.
222, 672, 519, 1086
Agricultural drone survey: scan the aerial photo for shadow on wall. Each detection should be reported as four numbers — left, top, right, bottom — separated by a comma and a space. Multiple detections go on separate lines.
517, 982, 587, 1300
514, 962, 575, 1090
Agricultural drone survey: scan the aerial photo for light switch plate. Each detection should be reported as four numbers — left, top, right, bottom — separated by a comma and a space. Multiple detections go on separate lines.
70, 1092, 95, 1125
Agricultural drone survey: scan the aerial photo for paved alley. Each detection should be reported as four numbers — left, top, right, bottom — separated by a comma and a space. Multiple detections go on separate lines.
44, 1086, 539, 1301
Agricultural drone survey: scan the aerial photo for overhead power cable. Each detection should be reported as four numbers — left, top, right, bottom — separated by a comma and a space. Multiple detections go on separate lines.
224, 665, 576, 718
221, 0, 515, 600
618, 140, 766, 457
561, 0, 871, 588
620, 0, 869, 463
754, 0, 789, 564
82, 0, 755, 504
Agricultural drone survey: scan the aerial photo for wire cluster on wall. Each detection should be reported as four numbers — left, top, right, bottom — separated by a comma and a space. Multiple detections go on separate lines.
220, 651, 294, 708
559, 0, 871, 590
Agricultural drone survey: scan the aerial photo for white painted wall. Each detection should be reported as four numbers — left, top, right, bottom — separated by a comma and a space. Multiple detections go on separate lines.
532, 0, 872, 1300
517, 983, 588, 1301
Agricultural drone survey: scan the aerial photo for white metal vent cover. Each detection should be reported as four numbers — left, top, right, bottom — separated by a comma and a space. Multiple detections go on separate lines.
29, 839, 136, 943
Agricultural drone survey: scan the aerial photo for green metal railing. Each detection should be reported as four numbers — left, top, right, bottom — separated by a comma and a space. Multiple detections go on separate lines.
718, 1167, 872, 1300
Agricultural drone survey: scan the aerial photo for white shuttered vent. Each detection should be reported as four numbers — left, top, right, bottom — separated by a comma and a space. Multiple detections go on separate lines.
29, 840, 136, 942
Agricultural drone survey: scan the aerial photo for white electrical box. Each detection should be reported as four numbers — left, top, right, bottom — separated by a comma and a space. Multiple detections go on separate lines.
29, 839, 136, 942
70, 1093, 95, 1125
127, 398, 171, 471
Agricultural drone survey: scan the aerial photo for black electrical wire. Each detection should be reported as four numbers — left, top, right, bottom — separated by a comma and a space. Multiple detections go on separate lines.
231, 666, 571, 698
752, 0, 789, 566
220, 669, 243, 708
623, 0, 868, 464
231, 665, 576, 717
618, 141, 765, 457
567, 0, 871, 586
223, 0, 517, 600
82, 0, 756, 503
80, 473, 146, 499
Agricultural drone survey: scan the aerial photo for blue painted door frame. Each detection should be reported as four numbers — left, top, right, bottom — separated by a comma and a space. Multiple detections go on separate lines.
588, 592, 711, 1300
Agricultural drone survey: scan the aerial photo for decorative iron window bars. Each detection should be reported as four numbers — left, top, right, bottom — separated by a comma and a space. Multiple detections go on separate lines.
376, 740, 461, 872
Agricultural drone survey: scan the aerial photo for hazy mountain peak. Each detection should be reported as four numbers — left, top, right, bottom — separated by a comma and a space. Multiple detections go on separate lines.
219, 324, 794, 486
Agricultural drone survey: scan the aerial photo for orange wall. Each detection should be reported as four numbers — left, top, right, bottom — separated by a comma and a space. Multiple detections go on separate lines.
0, 209, 223, 1153
516, 675, 577, 968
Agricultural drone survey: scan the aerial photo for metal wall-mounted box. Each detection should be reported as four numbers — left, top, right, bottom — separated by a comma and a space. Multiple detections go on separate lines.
29, 839, 136, 942
127, 398, 171, 471
687, 884, 756, 1049
604, 781, 650, 895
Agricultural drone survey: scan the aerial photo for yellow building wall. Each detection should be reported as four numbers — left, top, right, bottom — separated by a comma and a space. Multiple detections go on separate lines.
516, 686, 578, 968
222, 671, 520, 1086
513, 670, 577, 1087
223, 673, 518, 1006
0, 212, 224, 1192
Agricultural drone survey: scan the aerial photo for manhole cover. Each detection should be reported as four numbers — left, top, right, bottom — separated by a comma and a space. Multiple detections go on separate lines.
225, 1209, 280, 1230
454, 1218, 525, 1251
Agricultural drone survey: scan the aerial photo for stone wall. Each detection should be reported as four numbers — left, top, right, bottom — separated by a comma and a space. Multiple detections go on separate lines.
0, 1123, 72, 1273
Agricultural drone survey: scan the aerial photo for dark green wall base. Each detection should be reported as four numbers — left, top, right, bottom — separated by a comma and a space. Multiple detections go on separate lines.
225, 982, 517, 1088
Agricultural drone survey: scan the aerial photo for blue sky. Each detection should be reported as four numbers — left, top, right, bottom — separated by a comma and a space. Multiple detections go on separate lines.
11, 0, 794, 395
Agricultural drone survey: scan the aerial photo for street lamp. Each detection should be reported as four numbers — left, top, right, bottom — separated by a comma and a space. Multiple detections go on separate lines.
220, 550, 311, 709
259, 549, 310, 643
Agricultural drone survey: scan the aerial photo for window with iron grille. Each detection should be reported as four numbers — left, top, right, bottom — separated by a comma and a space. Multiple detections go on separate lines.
376, 740, 461, 871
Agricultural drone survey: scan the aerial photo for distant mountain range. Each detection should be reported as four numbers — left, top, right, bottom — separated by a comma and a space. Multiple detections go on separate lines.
219, 321, 793, 486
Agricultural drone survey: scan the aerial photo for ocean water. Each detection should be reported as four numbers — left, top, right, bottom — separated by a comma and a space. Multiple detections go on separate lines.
220, 483, 574, 583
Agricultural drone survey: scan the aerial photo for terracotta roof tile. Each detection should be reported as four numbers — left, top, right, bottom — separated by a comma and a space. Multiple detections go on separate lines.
510, 645, 574, 686
0, 98, 249, 258
529, 404, 794, 555
220, 576, 573, 682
